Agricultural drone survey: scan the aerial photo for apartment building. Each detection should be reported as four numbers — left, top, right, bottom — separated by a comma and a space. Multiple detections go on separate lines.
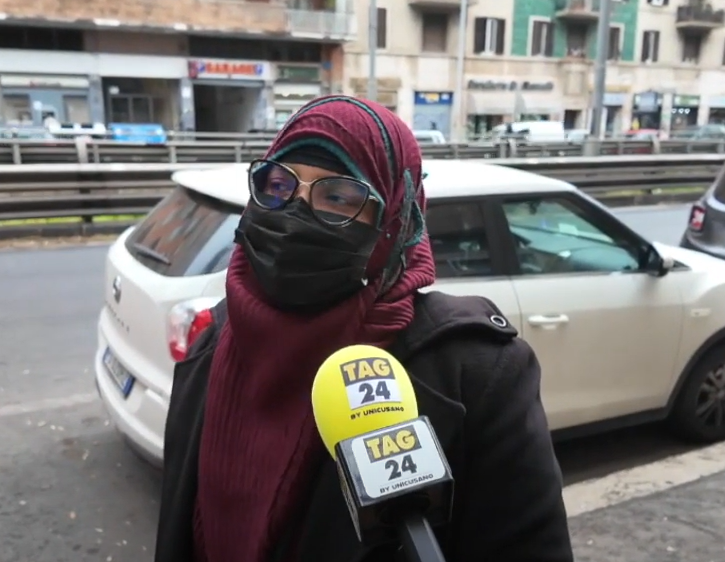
632, 0, 725, 132
344, 0, 725, 138
0, 0, 355, 132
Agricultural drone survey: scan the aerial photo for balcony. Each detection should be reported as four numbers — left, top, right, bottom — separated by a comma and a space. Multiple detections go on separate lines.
554, 0, 600, 24
408, 0, 461, 11
286, 9, 356, 40
0, 0, 356, 41
676, 3, 725, 34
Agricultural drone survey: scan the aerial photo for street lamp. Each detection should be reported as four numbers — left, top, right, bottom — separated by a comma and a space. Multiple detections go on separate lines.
367, 0, 377, 101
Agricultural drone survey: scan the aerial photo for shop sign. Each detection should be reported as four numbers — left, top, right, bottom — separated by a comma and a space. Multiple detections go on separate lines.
467, 79, 554, 92
708, 95, 725, 108
188, 59, 270, 80
633, 91, 662, 111
602, 93, 627, 106
276, 65, 320, 82
0, 75, 89, 89
414, 91, 453, 105
673, 94, 700, 107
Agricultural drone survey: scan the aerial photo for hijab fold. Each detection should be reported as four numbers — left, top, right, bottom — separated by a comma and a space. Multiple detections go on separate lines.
195, 95, 436, 562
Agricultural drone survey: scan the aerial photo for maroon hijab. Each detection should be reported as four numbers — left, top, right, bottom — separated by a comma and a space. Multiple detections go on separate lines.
194, 96, 436, 562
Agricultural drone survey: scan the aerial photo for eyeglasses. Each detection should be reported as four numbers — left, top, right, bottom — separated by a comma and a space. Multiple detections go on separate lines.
248, 159, 380, 226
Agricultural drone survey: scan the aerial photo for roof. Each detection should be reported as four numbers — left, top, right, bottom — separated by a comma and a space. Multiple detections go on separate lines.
171, 159, 575, 209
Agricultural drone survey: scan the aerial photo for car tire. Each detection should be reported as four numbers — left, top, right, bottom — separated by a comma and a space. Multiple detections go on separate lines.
668, 345, 725, 443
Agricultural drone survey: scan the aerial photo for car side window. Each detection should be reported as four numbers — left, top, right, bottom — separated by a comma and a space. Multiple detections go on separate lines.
426, 202, 493, 278
501, 196, 640, 275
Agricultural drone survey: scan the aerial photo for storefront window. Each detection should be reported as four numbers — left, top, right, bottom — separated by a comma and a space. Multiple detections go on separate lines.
467, 114, 504, 138
709, 108, 725, 125
1, 94, 32, 125
631, 112, 660, 130
519, 114, 549, 121
109, 95, 155, 123
63, 95, 91, 124
275, 110, 293, 130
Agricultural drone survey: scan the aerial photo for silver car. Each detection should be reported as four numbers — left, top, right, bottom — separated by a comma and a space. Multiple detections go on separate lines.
681, 163, 725, 260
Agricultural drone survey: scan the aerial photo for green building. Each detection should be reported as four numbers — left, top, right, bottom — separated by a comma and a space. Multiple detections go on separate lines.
511, 0, 639, 62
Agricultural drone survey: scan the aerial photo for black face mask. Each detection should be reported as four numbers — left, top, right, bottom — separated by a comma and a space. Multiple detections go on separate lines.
235, 199, 380, 312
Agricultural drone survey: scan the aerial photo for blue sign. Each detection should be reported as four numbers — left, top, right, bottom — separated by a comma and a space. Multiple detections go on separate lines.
108, 123, 167, 144
414, 91, 453, 106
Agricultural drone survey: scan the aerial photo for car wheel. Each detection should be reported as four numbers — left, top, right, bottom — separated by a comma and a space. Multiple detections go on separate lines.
668, 346, 725, 443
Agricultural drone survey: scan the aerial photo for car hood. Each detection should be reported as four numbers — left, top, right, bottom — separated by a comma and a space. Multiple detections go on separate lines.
654, 241, 725, 272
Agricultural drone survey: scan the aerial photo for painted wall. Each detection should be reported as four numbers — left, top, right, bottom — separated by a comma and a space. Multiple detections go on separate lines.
511, 0, 638, 62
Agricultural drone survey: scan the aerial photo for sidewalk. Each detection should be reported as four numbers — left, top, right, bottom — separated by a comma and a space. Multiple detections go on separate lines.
569, 470, 725, 562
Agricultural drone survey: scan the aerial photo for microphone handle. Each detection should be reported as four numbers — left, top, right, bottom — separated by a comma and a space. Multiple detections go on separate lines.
398, 512, 447, 562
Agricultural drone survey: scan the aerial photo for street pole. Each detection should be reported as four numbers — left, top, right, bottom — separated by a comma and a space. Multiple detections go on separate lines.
367, 0, 377, 101
590, 0, 613, 139
452, 0, 469, 142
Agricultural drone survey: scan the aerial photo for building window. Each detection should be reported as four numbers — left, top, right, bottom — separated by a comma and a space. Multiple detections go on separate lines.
109, 95, 155, 123
530, 20, 554, 57
377, 8, 387, 49
473, 17, 505, 55
566, 26, 587, 58
682, 36, 701, 63
1, 94, 32, 125
0, 25, 84, 51
608, 26, 622, 60
640, 30, 660, 62
421, 13, 448, 53
63, 96, 91, 124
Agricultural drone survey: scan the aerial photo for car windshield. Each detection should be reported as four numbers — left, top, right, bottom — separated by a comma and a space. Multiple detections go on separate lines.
124, 186, 243, 277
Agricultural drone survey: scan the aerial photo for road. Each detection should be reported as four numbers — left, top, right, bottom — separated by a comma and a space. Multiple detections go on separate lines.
2, 203, 723, 562
614, 203, 689, 246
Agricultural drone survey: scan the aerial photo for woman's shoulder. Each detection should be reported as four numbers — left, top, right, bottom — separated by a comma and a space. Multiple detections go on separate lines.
405, 290, 520, 353
403, 291, 539, 408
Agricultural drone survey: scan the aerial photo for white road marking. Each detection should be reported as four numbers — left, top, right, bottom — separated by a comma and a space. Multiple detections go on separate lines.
0, 393, 98, 418
564, 441, 725, 517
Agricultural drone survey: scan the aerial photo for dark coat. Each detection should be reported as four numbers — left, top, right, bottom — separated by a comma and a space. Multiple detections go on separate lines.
155, 291, 573, 562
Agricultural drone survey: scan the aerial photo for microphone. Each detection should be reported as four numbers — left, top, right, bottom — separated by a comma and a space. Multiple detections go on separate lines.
311, 344, 453, 562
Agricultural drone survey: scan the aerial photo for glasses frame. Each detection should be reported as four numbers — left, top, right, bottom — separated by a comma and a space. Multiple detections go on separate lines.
247, 158, 378, 227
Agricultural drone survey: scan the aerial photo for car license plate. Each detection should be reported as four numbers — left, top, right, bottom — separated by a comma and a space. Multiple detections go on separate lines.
102, 347, 135, 398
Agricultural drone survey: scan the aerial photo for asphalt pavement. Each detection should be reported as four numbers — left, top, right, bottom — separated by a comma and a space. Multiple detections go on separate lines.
1, 203, 722, 562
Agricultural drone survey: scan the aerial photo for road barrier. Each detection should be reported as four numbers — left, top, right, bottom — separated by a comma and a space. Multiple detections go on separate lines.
0, 154, 721, 240
1, 137, 725, 165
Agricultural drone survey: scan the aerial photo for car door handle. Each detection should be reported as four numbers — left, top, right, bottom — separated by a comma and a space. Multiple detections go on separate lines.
528, 314, 570, 326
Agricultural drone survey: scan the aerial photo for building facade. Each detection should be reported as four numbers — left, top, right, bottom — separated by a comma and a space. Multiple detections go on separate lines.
343, 0, 725, 138
0, 0, 356, 132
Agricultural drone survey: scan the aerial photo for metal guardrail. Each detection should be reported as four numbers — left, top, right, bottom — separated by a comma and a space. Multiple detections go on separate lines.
2, 138, 725, 166
0, 154, 720, 240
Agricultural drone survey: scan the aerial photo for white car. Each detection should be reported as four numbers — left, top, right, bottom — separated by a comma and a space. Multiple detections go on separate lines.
95, 159, 725, 466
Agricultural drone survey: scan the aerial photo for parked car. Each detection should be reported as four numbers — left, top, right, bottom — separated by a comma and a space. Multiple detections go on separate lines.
680, 162, 725, 260
670, 124, 725, 141
96, 159, 725, 466
491, 120, 567, 144
413, 130, 446, 144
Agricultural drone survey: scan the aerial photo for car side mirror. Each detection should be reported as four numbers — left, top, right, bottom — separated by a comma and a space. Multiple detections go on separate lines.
645, 246, 674, 277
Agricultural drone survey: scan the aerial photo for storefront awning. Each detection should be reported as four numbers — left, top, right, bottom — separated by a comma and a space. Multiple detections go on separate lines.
467, 92, 511, 116
467, 91, 562, 116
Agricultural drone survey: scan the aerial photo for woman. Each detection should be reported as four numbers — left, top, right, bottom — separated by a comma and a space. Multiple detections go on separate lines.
155, 95, 573, 562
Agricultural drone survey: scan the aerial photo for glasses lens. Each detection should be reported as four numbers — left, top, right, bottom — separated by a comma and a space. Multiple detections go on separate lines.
249, 160, 298, 209
311, 178, 371, 225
